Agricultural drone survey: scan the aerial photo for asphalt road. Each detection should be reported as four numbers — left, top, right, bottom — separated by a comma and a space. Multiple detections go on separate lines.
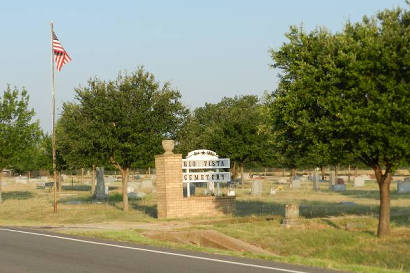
0, 228, 343, 273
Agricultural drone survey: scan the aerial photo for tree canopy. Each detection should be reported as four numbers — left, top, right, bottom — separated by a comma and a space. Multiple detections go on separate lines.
60, 67, 188, 210
0, 86, 41, 202
268, 7, 410, 237
177, 95, 274, 169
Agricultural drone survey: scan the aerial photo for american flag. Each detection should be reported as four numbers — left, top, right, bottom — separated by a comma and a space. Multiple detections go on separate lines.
52, 31, 71, 71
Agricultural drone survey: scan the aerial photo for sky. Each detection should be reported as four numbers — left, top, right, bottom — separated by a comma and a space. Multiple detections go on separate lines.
0, 0, 406, 132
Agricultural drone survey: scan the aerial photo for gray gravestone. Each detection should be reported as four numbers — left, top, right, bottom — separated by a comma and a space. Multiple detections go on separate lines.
291, 178, 301, 188
397, 181, 410, 193
251, 180, 263, 196
313, 172, 320, 191
332, 184, 346, 192
93, 167, 107, 200
282, 204, 299, 227
141, 179, 153, 189
329, 172, 336, 188
105, 175, 115, 184
128, 191, 146, 199
354, 176, 365, 187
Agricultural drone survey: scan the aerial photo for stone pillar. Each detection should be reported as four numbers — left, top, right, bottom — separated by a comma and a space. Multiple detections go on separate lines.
155, 140, 183, 219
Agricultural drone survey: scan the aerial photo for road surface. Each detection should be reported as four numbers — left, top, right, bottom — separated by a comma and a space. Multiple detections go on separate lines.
0, 228, 343, 273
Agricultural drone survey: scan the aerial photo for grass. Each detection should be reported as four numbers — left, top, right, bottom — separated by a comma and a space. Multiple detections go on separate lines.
61, 227, 407, 273
1, 176, 410, 272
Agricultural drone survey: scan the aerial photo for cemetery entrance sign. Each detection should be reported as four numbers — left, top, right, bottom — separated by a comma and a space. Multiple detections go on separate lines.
182, 150, 230, 197
155, 141, 236, 219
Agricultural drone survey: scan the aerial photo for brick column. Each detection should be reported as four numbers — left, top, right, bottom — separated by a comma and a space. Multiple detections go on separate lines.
155, 140, 182, 219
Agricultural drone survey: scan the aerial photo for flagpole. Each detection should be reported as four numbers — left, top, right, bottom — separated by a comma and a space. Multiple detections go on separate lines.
50, 21, 57, 213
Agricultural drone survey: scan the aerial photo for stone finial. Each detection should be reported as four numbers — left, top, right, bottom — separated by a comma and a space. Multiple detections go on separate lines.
162, 140, 174, 155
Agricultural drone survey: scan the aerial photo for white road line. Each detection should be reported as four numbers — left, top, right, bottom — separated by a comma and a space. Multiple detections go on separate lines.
0, 228, 309, 273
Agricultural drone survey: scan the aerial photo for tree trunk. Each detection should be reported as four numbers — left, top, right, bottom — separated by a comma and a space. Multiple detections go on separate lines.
373, 165, 392, 237
355, 167, 358, 177
81, 168, 84, 184
0, 170, 3, 203
334, 165, 338, 178
57, 171, 61, 192
320, 166, 326, 181
122, 168, 129, 212
348, 164, 351, 183
240, 163, 245, 185
290, 168, 296, 182
231, 161, 237, 181
282, 168, 285, 177
91, 165, 96, 194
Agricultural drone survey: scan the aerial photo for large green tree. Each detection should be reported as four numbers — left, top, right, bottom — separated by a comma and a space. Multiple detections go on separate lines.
0, 86, 41, 202
67, 68, 187, 211
269, 7, 409, 237
177, 95, 274, 179
13, 133, 52, 176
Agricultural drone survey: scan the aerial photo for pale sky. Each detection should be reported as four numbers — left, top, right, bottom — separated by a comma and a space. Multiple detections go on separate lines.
0, 0, 406, 132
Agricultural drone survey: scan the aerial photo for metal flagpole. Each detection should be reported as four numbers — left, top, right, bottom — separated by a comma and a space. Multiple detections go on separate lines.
50, 21, 57, 213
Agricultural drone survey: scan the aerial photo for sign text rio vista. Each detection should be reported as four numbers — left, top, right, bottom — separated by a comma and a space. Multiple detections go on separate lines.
182, 150, 230, 183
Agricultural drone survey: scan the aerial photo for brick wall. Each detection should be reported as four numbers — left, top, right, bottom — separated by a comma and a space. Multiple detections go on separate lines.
155, 150, 235, 219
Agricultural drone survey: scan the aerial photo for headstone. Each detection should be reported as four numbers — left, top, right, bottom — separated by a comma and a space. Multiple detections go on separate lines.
290, 178, 301, 188
354, 176, 365, 187
251, 180, 263, 196
104, 175, 115, 184
282, 204, 299, 227
141, 179, 153, 190
40, 176, 48, 182
128, 182, 141, 191
36, 182, 45, 189
313, 173, 320, 191
93, 167, 107, 201
128, 191, 146, 199
207, 181, 215, 194
127, 186, 135, 193
16, 176, 28, 184
332, 184, 346, 192
397, 181, 410, 193
227, 190, 235, 196
329, 172, 336, 188
216, 183, 221, 196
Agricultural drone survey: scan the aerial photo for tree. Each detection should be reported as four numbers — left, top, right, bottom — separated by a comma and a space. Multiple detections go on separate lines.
69, 68, 187, 211
177, 95, 274, 180
57, 102, 104, 192
269, 7, 410, 237
0, 86, 40, 202
13, 132, 51, 176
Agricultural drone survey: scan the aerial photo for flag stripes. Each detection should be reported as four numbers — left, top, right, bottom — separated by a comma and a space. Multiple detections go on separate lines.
52, 31, 71, 71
